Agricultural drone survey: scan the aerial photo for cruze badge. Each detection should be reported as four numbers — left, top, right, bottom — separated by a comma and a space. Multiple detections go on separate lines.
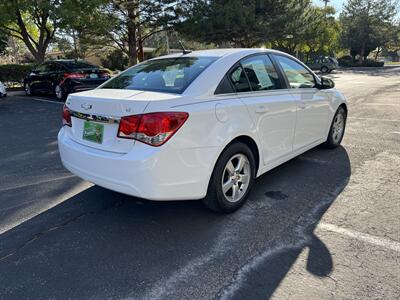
81, 103, 92, 110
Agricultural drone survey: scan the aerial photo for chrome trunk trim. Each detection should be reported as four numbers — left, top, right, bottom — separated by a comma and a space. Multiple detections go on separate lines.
70, 110, 120, 124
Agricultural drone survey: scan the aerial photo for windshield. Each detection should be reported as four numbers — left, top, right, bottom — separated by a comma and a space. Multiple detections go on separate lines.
101, 56, 218, 94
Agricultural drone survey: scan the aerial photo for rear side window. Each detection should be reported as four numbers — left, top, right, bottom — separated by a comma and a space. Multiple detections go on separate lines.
224, 54, 282, 94
50, 63, 66, 72
215, 75, 235, 94
61, 61, 96, 70
229, 65, 251, 93
101, 57, 218, 94
274, 55, 316, 89
36, 63, 51, 73
241, 55, 282, 91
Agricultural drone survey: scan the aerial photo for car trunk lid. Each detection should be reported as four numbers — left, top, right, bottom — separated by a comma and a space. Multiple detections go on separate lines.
65, 89, 150, 153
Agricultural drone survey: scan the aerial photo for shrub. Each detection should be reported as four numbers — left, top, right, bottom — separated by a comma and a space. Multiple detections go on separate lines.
338, 56, 384, 68
338, 55, 353, 67
362, 59, 385, 67
0, 64, 33, 84
101, 50, 129, 71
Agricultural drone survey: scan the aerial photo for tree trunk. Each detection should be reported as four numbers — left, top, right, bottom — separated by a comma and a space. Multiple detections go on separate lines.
14, 7, 54, 63
137, 32, 145, 62
127, 3, 138, 66
360, 41, 366, 62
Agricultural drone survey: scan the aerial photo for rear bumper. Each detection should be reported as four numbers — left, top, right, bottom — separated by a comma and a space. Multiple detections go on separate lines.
58, 128, 219, 201
62, 79, 108, 93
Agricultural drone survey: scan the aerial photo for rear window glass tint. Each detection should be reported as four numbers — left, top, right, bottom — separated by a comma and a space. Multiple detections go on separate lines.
101, 57, 218, 94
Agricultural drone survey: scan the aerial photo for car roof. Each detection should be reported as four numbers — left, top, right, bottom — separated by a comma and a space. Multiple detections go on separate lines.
153, 48, 288, 60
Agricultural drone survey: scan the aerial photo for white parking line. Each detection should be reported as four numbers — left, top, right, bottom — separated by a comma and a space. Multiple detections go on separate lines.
0, 175, 77, 193
31, 97, 63, 105
319, 223, 400, 252
349, 117, 399, 123
364, 103, 400, 106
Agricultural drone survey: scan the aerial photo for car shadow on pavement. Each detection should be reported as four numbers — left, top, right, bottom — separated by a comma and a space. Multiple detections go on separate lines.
0, 146, 351, 300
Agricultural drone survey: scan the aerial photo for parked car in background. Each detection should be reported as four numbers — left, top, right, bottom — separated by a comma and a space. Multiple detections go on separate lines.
59, 49, 347, 213
0, 81, 6, 97
24, 60, 111, 101
306, 56, 339, 73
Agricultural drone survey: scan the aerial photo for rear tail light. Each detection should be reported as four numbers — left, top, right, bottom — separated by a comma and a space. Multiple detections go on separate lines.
63, 73, 86, 79
62, 104, 72, 127
118, 112, 189, 146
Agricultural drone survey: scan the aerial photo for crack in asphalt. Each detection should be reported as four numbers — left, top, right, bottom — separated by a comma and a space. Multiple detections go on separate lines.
0, 199, 123, 263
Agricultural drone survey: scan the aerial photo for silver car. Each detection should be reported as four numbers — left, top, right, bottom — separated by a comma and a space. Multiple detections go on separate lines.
306, 57, 339, 73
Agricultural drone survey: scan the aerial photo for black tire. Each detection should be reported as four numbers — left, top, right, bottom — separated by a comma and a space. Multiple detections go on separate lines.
203, 142, 256, 213
54, 84, 66, 101
323, 107, 347, 149
321, 66, 329, 73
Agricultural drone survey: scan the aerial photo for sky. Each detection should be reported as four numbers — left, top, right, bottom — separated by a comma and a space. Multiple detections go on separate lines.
313, 0, 400, 17
313, 0, 345, 12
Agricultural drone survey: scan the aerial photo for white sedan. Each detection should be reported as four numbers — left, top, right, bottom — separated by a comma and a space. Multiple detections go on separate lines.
58, 49, 347, 213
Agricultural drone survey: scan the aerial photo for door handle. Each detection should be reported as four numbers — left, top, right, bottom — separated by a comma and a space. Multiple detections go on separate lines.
298, 101, 307, 109
255, 106, 269, 114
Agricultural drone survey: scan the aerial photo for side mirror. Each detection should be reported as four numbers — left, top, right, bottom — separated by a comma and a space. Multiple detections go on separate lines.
318, 77, 335, 89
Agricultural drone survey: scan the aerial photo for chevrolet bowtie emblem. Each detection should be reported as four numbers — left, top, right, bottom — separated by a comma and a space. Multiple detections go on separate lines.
81, 103, 92, 110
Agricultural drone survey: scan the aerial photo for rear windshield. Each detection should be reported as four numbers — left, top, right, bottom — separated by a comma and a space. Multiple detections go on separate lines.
101, 56, 218, 94
61, 61, 97, 70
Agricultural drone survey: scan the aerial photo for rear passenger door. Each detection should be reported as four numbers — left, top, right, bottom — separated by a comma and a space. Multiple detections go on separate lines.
232, 54, 297, 166
272, 54, 330, 151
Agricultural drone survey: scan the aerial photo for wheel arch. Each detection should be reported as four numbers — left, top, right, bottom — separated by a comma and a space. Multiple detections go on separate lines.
338, 102, 348, 115
221, 135, 261, 175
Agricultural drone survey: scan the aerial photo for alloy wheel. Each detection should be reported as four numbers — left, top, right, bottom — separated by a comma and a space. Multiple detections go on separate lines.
332, 112, 345, 143
55, 85, 63, 100
24, 84, 31, 95
221, 154, 251, 203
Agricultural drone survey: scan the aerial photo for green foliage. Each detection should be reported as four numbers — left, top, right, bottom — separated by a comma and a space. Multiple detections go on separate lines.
101, 49, 129, 71
0, 0, 104, 63
340, 0, 398, 61
338, 57, 385, 67
300, 6, 341, 57
177, 0, 308, 48
76, 0, 184, 66
0, 31, 7, 55
0, 64, 33, 83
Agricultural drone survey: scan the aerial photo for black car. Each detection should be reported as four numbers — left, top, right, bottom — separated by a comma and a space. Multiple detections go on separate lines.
24, 60, 111, 101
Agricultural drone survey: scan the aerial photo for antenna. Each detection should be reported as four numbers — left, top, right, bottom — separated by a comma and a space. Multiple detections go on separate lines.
178, 40, 192, 55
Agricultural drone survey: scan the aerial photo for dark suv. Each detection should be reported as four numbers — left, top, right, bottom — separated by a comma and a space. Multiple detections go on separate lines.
24, 60, 110, 101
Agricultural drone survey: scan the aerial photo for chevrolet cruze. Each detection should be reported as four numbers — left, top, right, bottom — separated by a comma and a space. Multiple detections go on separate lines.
58, 49, 347, 213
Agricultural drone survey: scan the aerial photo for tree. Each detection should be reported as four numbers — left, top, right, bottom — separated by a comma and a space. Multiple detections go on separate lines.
270, 2, 321, 55
101, 49, 129, 71
301, 6, 341, 59
80, 0, 182, 66
340, 0, 398, 61
0, 0, 102, 63
177, 0, 310, 48
0, 0, 58, 63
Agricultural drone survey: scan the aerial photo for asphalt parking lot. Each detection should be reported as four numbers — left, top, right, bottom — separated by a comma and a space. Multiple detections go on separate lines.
0, 67, 399, 299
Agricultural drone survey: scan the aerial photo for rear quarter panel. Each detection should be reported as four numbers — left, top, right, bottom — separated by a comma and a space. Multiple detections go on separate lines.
144, 94, 261, 179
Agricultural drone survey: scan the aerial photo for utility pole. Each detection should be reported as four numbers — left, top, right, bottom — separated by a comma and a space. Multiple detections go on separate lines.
322, 0, 330, 7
